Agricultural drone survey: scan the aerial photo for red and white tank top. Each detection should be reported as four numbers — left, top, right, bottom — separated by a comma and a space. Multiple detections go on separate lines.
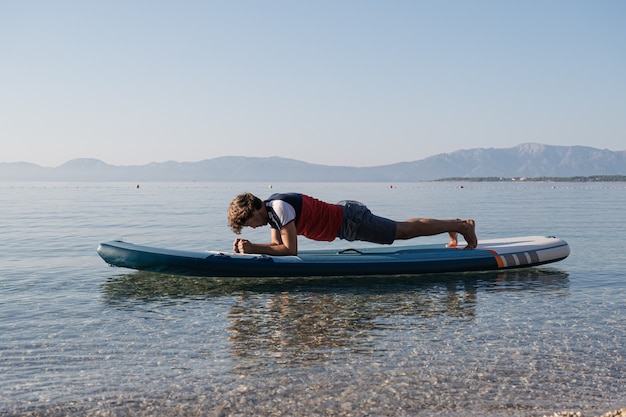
266, 193, 343, 242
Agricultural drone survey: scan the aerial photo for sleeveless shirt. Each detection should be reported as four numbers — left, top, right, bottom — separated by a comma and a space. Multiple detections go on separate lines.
265, 193, 343, 242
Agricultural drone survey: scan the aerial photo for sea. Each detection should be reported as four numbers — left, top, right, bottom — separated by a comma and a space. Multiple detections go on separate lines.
1, 181, 625, 417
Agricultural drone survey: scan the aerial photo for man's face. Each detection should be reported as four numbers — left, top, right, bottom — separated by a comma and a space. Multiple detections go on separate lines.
243, 208, 267, 229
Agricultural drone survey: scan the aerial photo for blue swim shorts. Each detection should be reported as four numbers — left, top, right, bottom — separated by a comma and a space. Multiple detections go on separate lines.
337, 200, 396, 244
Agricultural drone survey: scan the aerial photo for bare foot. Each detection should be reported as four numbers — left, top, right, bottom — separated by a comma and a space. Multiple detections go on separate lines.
461, 219, 477, 250
446, 231, 458, 248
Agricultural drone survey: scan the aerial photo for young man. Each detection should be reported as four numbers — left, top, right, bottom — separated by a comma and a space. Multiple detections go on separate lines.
228, 192, 478, 256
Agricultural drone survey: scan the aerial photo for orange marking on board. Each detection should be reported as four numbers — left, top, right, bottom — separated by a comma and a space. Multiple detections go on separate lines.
491, 252, 505, 268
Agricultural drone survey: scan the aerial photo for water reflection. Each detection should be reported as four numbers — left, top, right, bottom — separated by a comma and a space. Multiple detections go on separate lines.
102, 268, 569, 302
102, 269, 569, 370
102, 268, 569, 305
225, 284, 480, 369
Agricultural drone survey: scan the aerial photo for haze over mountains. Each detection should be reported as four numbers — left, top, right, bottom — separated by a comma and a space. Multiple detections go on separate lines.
1, 143, 624, 182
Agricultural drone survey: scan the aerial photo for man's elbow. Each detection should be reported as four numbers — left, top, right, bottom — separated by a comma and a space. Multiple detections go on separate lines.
283, 246, 298, 256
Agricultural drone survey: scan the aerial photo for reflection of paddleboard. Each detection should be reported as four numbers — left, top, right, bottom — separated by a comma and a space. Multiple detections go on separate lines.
97, 236, 569, 278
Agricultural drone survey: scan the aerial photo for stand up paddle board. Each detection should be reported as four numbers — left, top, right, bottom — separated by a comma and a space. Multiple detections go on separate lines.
97, 236, 569, 278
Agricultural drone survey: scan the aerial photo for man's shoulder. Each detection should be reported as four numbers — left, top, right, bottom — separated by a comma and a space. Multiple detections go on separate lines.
267, 192, 301, 201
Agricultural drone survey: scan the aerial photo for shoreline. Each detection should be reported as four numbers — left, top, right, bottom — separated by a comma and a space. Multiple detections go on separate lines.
544, 408, 625, 417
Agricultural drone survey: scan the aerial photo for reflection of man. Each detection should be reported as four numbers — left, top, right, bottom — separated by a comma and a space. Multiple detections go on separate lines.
226, 285, 478, 364
228, 293, 367, 361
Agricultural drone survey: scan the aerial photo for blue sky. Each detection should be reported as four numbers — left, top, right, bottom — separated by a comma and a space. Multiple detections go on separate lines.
1, 1, 624, 167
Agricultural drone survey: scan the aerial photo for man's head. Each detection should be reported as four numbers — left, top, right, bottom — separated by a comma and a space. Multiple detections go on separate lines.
228, 192, 264, 234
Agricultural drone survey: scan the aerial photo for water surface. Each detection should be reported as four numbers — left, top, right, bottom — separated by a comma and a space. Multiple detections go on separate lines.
1, 182, 625, 416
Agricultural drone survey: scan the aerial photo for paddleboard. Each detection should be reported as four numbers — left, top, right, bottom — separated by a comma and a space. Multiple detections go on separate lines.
97, 235, 569, 278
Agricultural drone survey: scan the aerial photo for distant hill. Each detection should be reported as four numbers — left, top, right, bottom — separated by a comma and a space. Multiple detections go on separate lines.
1, 143, 624, 182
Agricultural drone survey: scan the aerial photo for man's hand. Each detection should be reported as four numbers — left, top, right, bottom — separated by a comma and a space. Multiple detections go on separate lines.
233, 223, 297, 255
233, 238, 251, 254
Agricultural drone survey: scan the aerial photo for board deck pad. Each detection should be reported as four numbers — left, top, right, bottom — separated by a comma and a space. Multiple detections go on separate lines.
97, 236, 569, 278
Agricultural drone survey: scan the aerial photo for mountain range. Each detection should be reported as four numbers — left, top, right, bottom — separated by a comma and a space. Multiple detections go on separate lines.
1, 143, 624, 182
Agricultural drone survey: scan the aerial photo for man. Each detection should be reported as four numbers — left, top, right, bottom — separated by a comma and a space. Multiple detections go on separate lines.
228, 192, 477, 256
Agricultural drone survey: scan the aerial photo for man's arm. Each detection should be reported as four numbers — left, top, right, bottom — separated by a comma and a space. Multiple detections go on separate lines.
235, 222, 298, 256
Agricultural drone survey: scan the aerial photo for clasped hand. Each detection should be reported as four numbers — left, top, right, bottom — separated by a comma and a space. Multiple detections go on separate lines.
233, 238, 251, 253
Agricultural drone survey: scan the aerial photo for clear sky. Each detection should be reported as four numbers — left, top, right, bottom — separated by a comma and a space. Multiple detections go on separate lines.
1, 1, 625, 167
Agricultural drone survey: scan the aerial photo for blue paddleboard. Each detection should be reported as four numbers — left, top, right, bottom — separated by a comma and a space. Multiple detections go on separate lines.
97, 236, 569, 278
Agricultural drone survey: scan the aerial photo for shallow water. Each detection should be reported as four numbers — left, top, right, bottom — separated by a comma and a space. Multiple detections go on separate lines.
1, 182, 625, 416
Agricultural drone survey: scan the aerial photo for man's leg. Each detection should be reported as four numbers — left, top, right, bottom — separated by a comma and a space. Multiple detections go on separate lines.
395, 218, 477, 249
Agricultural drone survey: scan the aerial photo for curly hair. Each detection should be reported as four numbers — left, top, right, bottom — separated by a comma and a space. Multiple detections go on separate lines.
228, 192, 263, 234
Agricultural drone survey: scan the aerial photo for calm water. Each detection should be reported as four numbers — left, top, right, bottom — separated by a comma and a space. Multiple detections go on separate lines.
1, 181, 625, 417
